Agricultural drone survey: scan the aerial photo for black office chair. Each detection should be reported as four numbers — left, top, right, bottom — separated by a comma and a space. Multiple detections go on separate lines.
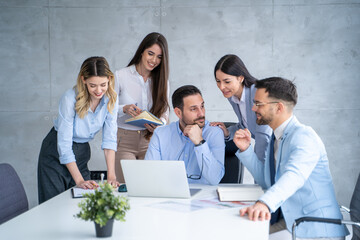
220, 122, 244, 184
292, 173, 360, 240
0, 163, 29, 225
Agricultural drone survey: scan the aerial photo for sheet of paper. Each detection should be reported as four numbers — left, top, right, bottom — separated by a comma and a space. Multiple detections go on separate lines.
147, 197, 252, 212
193, 198, 252, 209
148, 201, 206, 212
72, 188, 95, 198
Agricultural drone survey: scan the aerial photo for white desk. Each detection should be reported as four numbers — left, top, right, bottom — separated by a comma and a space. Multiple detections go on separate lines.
0, 184, 269, 240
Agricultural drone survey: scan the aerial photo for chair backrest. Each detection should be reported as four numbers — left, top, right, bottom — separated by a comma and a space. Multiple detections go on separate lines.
350, 173, 360, 240
0, 163, 29, 225
220, 122, 244, 184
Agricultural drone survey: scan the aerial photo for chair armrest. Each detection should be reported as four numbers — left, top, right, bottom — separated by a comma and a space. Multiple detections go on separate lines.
292, 217, 341, 240
291, 217, 360, 240
223, 122, 236, 128
340, 205, 350, 213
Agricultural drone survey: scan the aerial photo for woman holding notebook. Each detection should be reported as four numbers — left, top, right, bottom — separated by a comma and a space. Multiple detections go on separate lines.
114, 32, 170, 182
37, 56, 120, 204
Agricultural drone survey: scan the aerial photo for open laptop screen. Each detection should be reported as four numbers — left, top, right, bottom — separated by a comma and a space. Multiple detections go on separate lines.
121, 160, 200, 198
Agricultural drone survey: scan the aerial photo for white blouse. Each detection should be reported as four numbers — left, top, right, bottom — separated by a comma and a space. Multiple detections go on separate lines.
114, 64, 169, 130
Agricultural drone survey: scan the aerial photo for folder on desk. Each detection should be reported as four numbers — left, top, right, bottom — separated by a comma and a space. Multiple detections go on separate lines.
217, 184, 264, 202
125, 110, 163, 128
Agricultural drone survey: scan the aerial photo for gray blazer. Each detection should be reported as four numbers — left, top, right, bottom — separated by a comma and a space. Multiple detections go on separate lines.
227, 84, 272, 163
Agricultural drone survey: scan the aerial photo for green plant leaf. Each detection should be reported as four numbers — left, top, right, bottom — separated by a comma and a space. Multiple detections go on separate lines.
74, 183, 130, 227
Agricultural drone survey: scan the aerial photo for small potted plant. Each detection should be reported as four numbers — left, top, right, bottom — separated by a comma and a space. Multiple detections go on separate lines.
75, 182, 130, 238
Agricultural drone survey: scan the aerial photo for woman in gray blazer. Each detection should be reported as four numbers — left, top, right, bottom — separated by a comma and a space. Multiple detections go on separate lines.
210, 54, 272, 163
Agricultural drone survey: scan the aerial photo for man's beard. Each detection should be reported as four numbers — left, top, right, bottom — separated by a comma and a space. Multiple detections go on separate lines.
255, 112, 273, 126
193, 117, 205, 128
182, 116, 206, 128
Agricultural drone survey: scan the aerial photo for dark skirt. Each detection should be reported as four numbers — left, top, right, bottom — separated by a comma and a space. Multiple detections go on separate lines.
37, 127, 91, 204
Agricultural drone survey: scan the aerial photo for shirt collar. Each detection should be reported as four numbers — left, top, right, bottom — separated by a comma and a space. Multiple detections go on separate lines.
274, 115, 293, 140
230, 87, 246, 104
129, 64, 137, 75
88, 95, 107, 113
129, 64, 152, 83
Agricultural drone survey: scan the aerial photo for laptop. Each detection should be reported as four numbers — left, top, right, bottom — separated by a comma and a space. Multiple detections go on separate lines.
121, 160, 201, 198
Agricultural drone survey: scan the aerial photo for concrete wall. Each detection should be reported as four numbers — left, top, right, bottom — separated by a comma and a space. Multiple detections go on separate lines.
0, 0, 359, 209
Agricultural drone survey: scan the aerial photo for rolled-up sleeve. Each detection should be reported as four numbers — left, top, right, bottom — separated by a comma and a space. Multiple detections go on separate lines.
102, 98, 118, 151
194, 127, 225, 185
56, 90, 76, 164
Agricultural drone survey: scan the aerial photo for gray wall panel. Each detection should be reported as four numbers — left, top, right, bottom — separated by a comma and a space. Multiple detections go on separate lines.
49, 0, 160, 8
0, 7, 50, 111
273, 4, 360, 110
49, 7, 161, 110
0, 0, 48, 7
296, 109, 360, 206
163, 5, 273, 110
0, 0, 359, 210
163, 0, 272, 7
0, 112, 54, 208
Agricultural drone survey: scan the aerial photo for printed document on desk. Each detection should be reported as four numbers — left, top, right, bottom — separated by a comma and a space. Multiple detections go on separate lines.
217, 184, 264, 202
71, 187, 95, 198
125, 110, 163, 127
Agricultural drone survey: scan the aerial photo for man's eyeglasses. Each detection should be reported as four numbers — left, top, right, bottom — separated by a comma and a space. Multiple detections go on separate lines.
252, 100, 279, 107
187, 153, 203, 180
177, 148, 203, 180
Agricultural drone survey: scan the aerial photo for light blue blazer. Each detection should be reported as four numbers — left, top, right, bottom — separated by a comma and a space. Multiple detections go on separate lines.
236, 116, 348, 238
227, 84, 272, 163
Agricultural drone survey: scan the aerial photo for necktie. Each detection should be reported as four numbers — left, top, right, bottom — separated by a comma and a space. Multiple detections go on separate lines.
269, 134, 275, 185
269, 134, 282, 224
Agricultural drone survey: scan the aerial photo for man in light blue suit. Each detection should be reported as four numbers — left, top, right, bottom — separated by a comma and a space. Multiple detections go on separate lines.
234, 77, 347, 239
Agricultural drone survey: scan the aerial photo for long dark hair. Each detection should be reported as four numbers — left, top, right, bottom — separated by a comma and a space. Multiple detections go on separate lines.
128, 32, 169, 139
214, 54, 256, 88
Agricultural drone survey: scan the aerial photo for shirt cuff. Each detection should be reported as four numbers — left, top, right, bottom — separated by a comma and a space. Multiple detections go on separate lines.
235, 143, 253, 157
256, 200, 270, 211
224, 135, 231, 141
59, 155, 76, 165
101, 142, 117, 151
160, 117, 167, 125
117, 105, 126, 117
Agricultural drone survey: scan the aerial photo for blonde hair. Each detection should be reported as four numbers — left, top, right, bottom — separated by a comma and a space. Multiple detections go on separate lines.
74, 56, 117, 119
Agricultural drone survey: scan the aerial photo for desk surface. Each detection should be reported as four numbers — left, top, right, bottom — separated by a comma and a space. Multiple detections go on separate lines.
0, 184, 269, 240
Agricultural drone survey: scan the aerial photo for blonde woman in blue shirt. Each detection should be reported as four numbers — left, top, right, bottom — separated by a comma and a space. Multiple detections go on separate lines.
38, 56, 120, 204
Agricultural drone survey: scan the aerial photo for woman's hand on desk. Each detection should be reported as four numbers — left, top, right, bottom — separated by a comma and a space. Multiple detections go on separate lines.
106, 178, 120, 188
239, 201, 271, 221
76, 180, 99, 189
